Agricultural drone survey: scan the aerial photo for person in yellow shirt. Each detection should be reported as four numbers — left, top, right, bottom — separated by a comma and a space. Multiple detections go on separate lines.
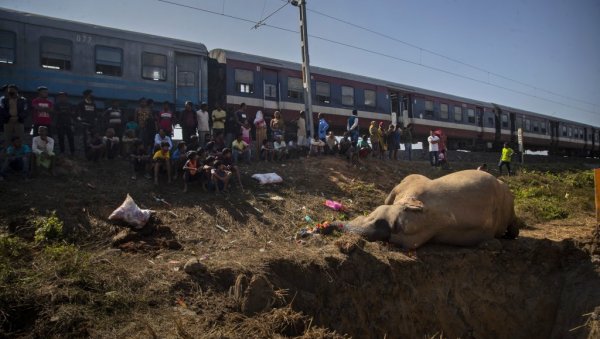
498, 142, 514, 176
211, 102, 226, 137
153, 141, 172, 185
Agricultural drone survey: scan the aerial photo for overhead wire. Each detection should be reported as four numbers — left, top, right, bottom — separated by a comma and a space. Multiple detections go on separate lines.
302, 2, 598, 110
156, 0, 599, 120
252, 0, 290, 29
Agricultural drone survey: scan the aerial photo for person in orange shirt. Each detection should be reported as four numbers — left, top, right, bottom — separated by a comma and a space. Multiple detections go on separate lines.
182, 151, 200, 193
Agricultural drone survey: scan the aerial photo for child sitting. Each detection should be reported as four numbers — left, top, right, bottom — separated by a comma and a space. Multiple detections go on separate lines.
218, 148, 244, 190
357, 135, 372, 159
308, 136, 325, 157
211, 160, 231, 193
152, 141, 172, 185
260, 139, 274, 161
125, 114, 139, 137
86, 131, 105, 162
130, 140, 151, 180
121, 129, 138, 157
273, 135, 288, 160
171, 141, 187, 180
325, 131, 338, 155
103, 128, 120, 160
182, 151, 201, 192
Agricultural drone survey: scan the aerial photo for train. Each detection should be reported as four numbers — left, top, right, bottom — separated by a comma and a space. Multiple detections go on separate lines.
1, 8, 597, 156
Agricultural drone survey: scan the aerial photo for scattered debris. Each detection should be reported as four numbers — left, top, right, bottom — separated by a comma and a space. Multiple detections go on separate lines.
108, 194, 152, 229
270, 195, 285, 201
215, 224, 229, 233
324, 199, 344, 211
252, 173, 283, 185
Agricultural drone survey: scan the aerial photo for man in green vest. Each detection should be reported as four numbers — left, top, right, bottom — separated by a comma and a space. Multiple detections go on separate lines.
498, 142, 514, 176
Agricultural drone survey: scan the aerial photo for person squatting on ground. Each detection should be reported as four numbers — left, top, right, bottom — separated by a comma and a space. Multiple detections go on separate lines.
31, 126, 56, 176
130, 140, 151, 180
260, 139, 275, 161
231, 133, 251, 164
153, 141, 172, 185
273, 135, 289, 160
325, 131, 338, 154
1, 136, 31, 180
318, 113, 329, 142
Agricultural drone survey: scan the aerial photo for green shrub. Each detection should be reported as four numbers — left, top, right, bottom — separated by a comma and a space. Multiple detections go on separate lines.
0, 235, 28, 258
34, 211, 64, 243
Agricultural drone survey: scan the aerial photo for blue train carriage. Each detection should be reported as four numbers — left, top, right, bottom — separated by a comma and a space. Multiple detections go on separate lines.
0, 8, 208, 113
208, 49, 392, 137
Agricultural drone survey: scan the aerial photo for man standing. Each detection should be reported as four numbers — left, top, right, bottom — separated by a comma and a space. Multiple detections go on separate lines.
54, 92, 75, 155
402, 123, 414, 161
211, 102, 226, 138
196, 102, 210, 147
427, 129, 440, 167
347, 109, 359, 146
0, 85, 28, 143
179, 101, 197, 143
296, 110, 307, 151
318, 113, 329, 142
234, 102, 247, 130
77, 89, 98, 151
498, 142, 514, 176
31, 86, 54, 136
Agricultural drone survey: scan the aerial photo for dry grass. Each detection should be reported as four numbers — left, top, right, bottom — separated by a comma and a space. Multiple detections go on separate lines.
0, 151, 598, 337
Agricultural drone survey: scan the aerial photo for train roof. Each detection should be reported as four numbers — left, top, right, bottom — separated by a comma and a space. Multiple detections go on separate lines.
0, 8, 208, 55
210, 49, 494, 108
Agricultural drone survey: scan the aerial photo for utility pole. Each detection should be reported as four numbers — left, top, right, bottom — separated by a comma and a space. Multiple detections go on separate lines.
292, 0, 314, 138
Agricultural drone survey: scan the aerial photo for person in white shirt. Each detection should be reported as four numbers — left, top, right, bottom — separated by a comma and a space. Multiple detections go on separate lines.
296, 110, 307, 150
153, 128, 173, 151
427, 129, 440, 167
273, 135, 288, 160
31, 126, 55, 175
196, 103, 210, 147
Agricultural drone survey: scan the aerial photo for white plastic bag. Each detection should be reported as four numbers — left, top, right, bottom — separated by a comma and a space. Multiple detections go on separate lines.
251, 173, 283, 185
108, 194, 152, 229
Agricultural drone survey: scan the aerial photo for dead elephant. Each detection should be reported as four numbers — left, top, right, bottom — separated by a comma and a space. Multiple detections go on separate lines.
344, 170, 519, 249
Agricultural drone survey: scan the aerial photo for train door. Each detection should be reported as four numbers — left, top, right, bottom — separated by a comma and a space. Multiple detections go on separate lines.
389, 92, 400, 124
262, 68, 279, 110
175, 53, 201, 110
476, 106, 484, 137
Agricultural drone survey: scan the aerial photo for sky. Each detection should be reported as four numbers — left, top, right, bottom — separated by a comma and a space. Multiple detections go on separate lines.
1, 0, 599, 126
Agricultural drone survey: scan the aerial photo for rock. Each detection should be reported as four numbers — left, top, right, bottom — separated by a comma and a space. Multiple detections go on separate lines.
111, 229, 138, 247
183, 258, 207, 275
241, 274, 275, 316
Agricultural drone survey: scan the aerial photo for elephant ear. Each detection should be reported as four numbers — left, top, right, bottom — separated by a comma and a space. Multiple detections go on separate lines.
400, 197, 424, 211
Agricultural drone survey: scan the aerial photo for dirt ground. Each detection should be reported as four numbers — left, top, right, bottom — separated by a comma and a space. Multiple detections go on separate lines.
1, 150, 599, 338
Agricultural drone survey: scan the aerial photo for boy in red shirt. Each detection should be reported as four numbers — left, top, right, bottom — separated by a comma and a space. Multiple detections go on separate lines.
31, 86, 53, 136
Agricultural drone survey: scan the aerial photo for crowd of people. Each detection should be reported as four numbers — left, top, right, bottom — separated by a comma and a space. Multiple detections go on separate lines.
0, 83, 515, 187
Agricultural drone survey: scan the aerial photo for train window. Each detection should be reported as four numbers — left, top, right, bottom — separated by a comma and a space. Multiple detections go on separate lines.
540, 122, 546, 134
525, 119, 531, 131
501, 114, 508, 128
533, 121, 539, 133
580, 129, 584, 139
364, 89, 376, 107
342, 86, 354, 106
234, 69, 254, 93
316, 81, 330, 104
177, 71, 195, 86
568, 127, 572, 137
440, 104, 448, 119
0, 30, 16, 64
562, 126, 567, 137
424, 100, 433, 117
95, 46, 122, 76
487, 117, 494, 126
142, 52, 167, 81
287, 77, 303, 100
454, 106, 462, 122
467, 109, 475, 123
40, 37, 72, 70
